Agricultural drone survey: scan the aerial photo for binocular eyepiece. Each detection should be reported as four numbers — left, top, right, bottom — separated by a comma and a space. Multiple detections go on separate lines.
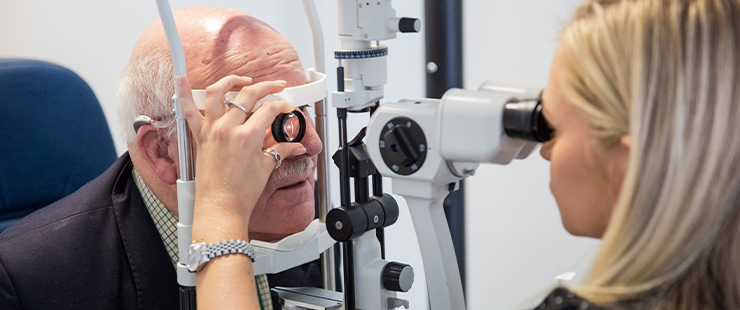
502, 98, 553, 143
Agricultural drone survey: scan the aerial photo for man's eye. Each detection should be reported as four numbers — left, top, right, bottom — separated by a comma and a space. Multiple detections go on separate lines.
299, 105, 314, 114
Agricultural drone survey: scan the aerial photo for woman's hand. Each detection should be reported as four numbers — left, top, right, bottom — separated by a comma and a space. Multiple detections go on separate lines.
177, 75, 306, 242
176, 75, 306, 310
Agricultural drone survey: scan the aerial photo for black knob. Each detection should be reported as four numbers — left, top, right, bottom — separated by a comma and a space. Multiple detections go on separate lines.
398, 17, 421, 33
374, 194, 399, 228
384, 125, 419, 166
378, 117, 427, 176
382, 262, 414, 292
326, 206, 367, 242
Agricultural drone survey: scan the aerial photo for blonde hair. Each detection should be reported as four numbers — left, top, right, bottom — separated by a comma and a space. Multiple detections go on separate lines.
560, 0, 740, 308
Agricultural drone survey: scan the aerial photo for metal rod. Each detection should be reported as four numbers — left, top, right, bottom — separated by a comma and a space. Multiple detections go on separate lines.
154, 2, 197, 309
425, 0, 466, 294
370, 103, 386, 259
155, 0, 192, 181
302, 0, 334, 291
425, 0, 463, 98
354, 178, 369, 204
337, 108, 356, 310
301, 0, 325, 73
337, 112, 350, 208
175, 120, 194, 181
337, 66, 345, 93
315, 98, 336, 291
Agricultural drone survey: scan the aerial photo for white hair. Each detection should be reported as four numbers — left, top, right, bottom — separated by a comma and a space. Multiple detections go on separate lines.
117, 50, 177, 143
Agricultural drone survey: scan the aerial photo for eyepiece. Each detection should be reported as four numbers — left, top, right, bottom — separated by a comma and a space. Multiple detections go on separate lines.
272, 110, 306, 143
502, 98, 553, 143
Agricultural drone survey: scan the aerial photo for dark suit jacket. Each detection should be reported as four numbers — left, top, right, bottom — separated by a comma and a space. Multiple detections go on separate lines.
0, 153, 323, 309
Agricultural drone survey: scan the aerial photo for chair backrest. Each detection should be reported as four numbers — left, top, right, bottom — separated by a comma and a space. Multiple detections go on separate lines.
0, 59, 117, 232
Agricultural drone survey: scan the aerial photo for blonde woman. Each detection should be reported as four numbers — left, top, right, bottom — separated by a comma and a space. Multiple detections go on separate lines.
537, 0, 740, 308
182, 0, 740, 309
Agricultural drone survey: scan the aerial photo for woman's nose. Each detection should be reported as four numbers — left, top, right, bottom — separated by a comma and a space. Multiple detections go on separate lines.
540, 140, 553, 161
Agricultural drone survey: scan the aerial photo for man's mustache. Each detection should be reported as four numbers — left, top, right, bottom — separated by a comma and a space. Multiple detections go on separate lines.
271, 157, 314, 182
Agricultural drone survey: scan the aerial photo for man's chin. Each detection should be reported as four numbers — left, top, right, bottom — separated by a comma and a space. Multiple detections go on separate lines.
249, 220, 312, 242
249, 201, 315, 242
249, 231, 299, 242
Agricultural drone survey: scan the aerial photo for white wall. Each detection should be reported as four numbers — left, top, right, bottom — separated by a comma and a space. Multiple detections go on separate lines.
464, 1, 602, 309
0, 1, 602, 309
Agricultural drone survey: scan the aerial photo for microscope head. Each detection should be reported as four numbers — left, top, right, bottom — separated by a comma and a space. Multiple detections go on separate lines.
367, 82, 550, 184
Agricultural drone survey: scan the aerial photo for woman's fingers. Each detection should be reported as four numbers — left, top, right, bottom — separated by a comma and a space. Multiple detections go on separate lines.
176, 76, 202, 137
243, 100, 297, 135
232, 80, 287, 112
262, 143, 307, 171
222, 80, 286, 125
204, 75, 253, 122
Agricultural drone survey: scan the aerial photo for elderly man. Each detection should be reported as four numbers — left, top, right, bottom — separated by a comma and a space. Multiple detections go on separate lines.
0, 6, 323, 309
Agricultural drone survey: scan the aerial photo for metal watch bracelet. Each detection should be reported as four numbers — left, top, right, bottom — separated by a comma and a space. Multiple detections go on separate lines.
187, 239, 255, 272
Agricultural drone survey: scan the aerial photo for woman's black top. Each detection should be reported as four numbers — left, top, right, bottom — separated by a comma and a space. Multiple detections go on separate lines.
533, 288, 607, 310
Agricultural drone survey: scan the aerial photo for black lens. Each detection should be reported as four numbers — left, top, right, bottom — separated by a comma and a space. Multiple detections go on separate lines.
271, 110, 306, 143
502, 98, 552, 143
531, 103, 553, 142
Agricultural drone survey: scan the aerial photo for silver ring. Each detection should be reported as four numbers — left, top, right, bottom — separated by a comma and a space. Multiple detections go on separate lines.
224, 98, 250, 115
263, 148, 282, 169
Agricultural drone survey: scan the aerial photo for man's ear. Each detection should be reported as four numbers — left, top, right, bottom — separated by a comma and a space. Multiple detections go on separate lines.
136, 125, 178, 184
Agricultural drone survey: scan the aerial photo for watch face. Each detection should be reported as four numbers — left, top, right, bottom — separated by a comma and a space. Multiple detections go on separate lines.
187, 243, 205, 271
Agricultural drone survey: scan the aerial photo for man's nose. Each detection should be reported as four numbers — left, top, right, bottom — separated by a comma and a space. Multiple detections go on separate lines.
299, 119, 322, 156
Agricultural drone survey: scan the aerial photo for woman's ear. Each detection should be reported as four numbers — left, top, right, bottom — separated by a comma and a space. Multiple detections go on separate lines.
136, 125, 179, 184
619, 135, 631, 158
611, 134, 632, 191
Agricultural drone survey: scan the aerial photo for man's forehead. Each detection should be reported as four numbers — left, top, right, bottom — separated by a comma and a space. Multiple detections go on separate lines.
135, 7, 277, 56
133, 6, 307, 89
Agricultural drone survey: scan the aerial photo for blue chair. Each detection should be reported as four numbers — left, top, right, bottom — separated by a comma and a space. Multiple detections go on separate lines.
0, 59, 117, 232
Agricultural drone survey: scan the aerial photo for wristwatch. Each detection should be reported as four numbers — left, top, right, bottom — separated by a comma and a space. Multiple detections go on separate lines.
186, 239, 255, 272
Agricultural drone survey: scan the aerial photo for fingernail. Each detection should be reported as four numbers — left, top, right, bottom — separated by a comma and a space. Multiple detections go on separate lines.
293, 147, 306, 156
275, 80, 287, 85
243, 76, 253, 81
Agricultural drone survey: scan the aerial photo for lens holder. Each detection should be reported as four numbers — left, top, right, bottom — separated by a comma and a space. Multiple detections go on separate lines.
272, 110, 306, 143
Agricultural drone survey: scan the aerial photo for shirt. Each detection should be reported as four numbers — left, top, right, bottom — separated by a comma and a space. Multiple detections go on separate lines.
132, 168, 273, 310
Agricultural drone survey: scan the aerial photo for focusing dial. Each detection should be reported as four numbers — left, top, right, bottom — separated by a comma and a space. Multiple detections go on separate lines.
326, 194, 400, 242
378, 117, 427, 175
382, 262, 414, 292
334, 47, 389, 59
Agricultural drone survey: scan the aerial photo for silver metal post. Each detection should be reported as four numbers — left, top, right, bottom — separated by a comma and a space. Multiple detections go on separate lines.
303, 0, 336, 292
176, 116, 195, 181
315, 98, 336, 291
